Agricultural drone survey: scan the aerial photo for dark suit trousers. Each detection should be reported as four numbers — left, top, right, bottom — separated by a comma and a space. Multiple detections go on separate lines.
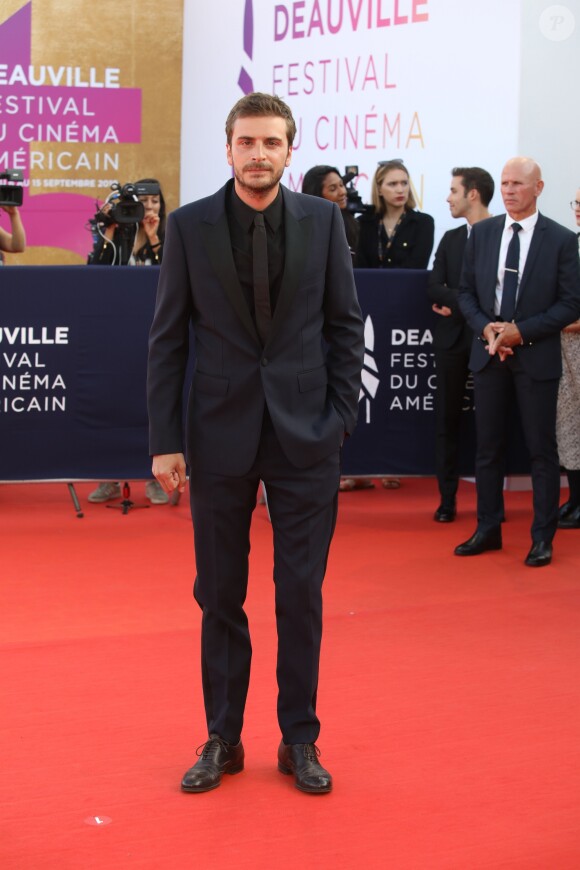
189, 410, 340, 746
473, 355, 560, 542
434, 345, 471, 504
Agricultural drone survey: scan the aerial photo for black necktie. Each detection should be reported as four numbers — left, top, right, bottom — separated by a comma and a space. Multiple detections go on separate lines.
500, 222, 522, 322
252, 213, 271, 343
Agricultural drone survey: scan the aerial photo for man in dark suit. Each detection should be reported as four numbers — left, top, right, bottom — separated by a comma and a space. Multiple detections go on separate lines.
428, 167, 494, 522
147, 93, 364, 793
455, 157, 580, 566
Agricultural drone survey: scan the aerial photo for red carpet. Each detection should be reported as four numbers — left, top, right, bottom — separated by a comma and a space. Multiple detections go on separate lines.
2, 479, 580, 868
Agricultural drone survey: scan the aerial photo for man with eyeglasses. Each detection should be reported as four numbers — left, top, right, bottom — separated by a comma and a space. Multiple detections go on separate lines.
455, 158, 580, 567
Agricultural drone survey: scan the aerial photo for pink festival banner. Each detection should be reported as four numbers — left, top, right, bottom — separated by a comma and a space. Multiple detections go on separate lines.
0, 1, 182, 264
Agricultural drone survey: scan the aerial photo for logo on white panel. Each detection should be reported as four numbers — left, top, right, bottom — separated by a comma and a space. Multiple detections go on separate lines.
539, 5, 575, 40
359, 315, 379, 423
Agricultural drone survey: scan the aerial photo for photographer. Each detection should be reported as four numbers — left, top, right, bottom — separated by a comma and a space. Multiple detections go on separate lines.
0, 205, 26, 264
87, 177, 169, 506
87, 177, 166, 266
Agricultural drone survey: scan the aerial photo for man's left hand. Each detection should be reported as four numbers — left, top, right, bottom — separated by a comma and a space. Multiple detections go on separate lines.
432, 304, 452, 317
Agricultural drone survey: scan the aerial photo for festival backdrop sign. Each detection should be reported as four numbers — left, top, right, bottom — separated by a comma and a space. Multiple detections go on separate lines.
181, 0, 522, 246
0, 1, 183, 264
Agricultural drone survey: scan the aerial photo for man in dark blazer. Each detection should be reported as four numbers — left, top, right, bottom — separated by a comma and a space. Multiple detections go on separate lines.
147, 93, 364, 793
428, 167, 494, 522
455, 157, 580, 567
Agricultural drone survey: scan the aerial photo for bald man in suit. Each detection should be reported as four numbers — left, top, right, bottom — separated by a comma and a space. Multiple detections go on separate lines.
456, 157, 580, 567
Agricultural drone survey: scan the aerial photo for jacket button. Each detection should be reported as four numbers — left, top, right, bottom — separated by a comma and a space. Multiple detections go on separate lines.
261, 357, 268, 366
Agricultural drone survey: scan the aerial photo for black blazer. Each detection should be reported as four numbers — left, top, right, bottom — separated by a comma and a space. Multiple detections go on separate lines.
427, 224, 471, 351
355, 208, 434, 269
458, 213, 580, 379
147, 180, 365, 474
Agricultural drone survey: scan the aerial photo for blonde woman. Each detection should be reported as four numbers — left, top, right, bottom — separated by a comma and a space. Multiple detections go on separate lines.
356, 159, 434, 269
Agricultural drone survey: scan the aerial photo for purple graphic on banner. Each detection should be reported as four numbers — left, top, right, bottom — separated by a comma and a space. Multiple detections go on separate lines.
238, 0, 254, 94
0, 3, 142, 257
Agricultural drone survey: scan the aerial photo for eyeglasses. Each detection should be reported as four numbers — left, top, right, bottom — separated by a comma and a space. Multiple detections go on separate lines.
570, 201, 580, 209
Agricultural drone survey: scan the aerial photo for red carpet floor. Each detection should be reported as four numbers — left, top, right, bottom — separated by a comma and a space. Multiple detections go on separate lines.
1, 479, 580, 869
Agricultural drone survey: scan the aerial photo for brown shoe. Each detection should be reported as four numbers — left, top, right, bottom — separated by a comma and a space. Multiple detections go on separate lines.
277, 741, 332, 794
181, 735, 244, 793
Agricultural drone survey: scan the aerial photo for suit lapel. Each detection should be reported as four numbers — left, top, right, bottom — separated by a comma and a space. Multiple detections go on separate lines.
268, 187, 312, 346
482, 217, 505, 311
200, 182, 260, 344
517, 213, 546, 300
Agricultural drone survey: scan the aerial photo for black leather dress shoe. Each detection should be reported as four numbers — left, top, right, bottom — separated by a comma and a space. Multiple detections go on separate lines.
181, 735, 244, 793
525, 541, 552, 567
558, 505, 580, 529
558, 500, 574, 520
454, 529, 502, 556
278, 741, 332, 794
434, 503, 456, 523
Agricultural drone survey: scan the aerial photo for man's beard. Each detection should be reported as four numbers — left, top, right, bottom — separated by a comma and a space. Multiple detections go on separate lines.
234, 162, 284, 196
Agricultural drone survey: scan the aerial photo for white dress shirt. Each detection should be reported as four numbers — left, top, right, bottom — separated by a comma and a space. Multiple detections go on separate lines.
494, 210, 539, 316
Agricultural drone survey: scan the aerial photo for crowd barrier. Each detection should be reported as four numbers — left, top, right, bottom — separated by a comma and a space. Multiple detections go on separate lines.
1, 266, 528, 482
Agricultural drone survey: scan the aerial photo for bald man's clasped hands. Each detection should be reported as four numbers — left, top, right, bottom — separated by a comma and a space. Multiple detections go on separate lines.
484, 321, 521, 361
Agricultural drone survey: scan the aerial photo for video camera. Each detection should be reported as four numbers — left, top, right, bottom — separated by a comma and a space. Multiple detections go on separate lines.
342, 165, 371, 215
0, 169, 24, 208
96, 180, 160, 226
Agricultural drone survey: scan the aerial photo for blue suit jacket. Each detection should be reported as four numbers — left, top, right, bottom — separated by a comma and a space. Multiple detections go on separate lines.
147, 181, 364, 474
458, 212, 580, 379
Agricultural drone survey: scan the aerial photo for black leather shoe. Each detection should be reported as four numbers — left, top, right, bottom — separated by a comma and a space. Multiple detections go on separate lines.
454, 529, 502, 556
278, 741, 332, 794
525, 541, 552, 567
558, 500, 574, 520
181, 735, 244, 793
558, 505, 580, 529
434, 503, 456, 523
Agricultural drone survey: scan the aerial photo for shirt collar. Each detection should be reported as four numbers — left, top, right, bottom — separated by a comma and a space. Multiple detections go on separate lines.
230, 186, 283, 233
506, 210, 538, 232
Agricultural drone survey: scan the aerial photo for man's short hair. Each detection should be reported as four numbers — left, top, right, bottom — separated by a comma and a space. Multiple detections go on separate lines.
225, 93, 297, 147
452, 167, 495, 207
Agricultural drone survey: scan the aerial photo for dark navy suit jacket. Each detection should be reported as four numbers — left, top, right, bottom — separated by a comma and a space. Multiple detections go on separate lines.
458, 213, 580, 379
147, 180, 364, 474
